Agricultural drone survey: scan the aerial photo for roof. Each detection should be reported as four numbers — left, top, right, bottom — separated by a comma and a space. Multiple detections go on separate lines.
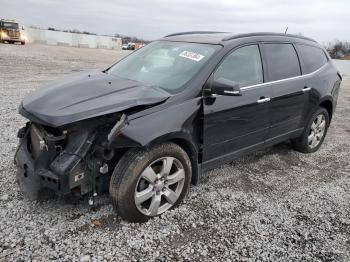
162, 31, 317, 45
0, 19, 17, 22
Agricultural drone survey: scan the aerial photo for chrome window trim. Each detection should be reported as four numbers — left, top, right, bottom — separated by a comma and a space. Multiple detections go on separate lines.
240, 63, 328, 91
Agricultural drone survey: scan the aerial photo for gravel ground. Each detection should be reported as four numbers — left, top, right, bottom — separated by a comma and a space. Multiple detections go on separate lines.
1, 43, 350, 262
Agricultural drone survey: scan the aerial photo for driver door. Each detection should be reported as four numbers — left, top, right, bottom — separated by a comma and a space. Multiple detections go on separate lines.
202, 44, 271, 166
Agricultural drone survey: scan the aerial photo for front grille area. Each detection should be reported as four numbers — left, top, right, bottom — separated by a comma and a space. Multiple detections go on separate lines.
7, 30, 20, 38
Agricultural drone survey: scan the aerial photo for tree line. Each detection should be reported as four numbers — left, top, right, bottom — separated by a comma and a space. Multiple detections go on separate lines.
29, 26, 148, 44
29, 26, 350, 53
324, 40, 350, 59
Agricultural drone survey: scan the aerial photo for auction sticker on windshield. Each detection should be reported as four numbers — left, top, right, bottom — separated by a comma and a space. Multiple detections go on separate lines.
179, 51, 205, 62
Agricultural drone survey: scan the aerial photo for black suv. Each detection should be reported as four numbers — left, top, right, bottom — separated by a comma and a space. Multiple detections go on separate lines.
15, 32, 342, 222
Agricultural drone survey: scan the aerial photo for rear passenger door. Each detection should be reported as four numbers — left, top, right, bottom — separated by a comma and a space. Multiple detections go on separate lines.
262, 43, 306, 143
295, 44, 330, 119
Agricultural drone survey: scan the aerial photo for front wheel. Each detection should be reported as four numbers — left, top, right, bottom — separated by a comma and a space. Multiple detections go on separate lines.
109, 142, 192, 222
293, 107, 330, 153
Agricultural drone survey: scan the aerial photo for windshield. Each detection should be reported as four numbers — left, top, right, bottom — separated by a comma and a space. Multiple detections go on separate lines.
2, 22, 19, 29
108, 41, 220, 93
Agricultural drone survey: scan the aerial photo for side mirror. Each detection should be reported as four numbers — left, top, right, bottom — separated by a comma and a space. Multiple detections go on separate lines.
211, 78, 242, 96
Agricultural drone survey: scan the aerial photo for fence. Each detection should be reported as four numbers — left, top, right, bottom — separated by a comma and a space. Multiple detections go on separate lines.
23, 28, 122, 50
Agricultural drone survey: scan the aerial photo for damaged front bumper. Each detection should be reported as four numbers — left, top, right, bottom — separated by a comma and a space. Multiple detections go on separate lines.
15, 135, 62, 199
14, 123, 94, 199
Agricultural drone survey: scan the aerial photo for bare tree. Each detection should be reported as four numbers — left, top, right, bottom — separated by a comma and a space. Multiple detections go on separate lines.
324, 40, 350, 59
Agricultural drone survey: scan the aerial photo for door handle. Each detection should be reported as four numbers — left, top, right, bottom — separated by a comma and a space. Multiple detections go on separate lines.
257, 97, 271, 104
302, 87, 312, 92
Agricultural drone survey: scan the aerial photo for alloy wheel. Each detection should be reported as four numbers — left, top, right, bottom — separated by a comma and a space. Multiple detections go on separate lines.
308, 114, 326, 149
134, 157, 185, 216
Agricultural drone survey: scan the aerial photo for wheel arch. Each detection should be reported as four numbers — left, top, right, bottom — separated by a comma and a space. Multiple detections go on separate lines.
146, 133, 201, 185
319, 97, 333, 122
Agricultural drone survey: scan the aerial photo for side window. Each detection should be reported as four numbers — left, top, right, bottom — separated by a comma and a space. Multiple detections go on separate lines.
213, 45, 263, 88
297, 44, 328, 74
263, 44, 301, 81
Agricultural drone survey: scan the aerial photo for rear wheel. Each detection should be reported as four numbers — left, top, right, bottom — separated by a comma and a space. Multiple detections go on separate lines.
109, 142, 192, 222
293, 107, 329, 153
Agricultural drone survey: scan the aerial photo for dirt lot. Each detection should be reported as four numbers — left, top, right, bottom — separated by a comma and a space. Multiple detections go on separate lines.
1, 43, 350, 262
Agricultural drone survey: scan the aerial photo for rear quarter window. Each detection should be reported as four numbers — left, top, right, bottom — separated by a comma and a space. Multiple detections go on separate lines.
263, 43, 301, 81
296, 44, 328, 74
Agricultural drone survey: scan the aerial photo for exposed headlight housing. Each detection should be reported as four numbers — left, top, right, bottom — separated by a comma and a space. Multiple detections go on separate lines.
1, 31, 8, 38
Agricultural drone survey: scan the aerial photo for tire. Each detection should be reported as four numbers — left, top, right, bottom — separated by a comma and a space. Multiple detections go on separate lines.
21, 41, 25, 45
293, 107, 330, 153
109, 142, 192, 222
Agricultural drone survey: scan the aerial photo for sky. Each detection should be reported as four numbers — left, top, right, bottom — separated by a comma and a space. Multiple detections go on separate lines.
1, 0, 349, 42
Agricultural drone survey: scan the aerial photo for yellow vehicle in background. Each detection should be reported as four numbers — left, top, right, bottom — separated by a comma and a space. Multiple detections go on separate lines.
0, 19, 25, 45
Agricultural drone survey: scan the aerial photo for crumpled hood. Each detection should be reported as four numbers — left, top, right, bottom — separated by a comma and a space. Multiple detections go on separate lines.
20, 71, 170, 127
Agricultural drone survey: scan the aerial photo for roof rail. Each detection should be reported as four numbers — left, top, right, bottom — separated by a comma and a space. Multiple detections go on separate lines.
222, 32, 316, 43
165, 31, 227, 37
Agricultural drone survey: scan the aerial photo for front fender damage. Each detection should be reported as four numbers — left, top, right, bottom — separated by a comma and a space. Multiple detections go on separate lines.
106, 98, 203, 185
15, 97, 202, 200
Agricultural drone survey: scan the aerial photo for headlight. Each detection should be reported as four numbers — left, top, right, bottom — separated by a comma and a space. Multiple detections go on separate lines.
20, 34, 26, 40
1, 31, 8, 38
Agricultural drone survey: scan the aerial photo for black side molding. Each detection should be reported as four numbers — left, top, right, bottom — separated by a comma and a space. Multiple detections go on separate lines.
337, 72, 343, 81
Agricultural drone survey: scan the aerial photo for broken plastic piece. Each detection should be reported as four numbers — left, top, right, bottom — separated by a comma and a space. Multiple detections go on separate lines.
99, 163, 108, 174
107, 114, 127, 145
